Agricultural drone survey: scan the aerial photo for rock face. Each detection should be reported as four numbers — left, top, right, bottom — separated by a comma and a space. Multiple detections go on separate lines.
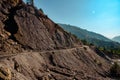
14, 6, 79, 50
0, 65, 11, 80
0, 0, 80, 53
0, 0, 112, 80
0, 47, 111, 80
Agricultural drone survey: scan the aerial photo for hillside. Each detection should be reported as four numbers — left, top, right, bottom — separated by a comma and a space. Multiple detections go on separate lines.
59, 24, 111, 41
0, 0, 114, 80
112, 36, 120, 43
59, 23, 120, 49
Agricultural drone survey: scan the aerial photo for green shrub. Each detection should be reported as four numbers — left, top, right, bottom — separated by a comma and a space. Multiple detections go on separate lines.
110, 62, 120, 77
39, 8, 44, 13
81, 39, 89, 45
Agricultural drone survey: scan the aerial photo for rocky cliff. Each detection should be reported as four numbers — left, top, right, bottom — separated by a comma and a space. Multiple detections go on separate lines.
0, 0, 111, 80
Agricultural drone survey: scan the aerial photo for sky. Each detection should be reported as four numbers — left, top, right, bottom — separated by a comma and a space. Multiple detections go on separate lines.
24, 0, 120, 39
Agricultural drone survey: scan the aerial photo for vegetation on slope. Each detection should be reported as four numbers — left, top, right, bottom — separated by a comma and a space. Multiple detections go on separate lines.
110, 62, 120, 78
59, 23, 120, 57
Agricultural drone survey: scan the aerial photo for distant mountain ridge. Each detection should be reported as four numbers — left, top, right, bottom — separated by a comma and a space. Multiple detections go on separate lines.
59, 23, 111, 41
58, 23, 120, 49
112, 36, 120, 43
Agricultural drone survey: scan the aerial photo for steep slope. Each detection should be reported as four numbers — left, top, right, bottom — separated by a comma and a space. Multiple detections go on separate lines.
59, 23, 120, 49
0, 0, 80, 54
0, 47, 111, 80
0, 0, 112, 80
112, 36, 120, 43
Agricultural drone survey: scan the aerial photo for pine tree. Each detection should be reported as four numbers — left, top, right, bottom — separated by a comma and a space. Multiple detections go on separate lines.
27, 0, 34, 6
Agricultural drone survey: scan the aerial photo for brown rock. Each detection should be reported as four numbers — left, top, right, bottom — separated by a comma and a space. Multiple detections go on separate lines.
0, 0, 112, 80
8, 0, 20, 7
0, 66, 11, 80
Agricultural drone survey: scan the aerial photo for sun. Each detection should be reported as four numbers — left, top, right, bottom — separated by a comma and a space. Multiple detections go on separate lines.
92, 10, 96, 14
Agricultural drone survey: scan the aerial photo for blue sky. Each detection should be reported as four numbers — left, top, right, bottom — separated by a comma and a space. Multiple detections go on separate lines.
24, 0, 120, 38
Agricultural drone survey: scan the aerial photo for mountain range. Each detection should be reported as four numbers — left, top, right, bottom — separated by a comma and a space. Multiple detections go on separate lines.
112, 36, 120, 43
59, 23, 120, 49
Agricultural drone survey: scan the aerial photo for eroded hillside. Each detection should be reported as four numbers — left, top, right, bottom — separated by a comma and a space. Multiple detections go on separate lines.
0, 0, 112, 80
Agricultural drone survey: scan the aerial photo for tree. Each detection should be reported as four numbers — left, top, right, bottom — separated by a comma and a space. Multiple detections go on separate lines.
110, 62, 120, 77
27, 0, 34, 6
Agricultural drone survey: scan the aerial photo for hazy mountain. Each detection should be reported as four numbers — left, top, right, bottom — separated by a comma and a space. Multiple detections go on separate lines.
58, 23, 120, 49
59, 24, 111, 41
112, 36, 120, 43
